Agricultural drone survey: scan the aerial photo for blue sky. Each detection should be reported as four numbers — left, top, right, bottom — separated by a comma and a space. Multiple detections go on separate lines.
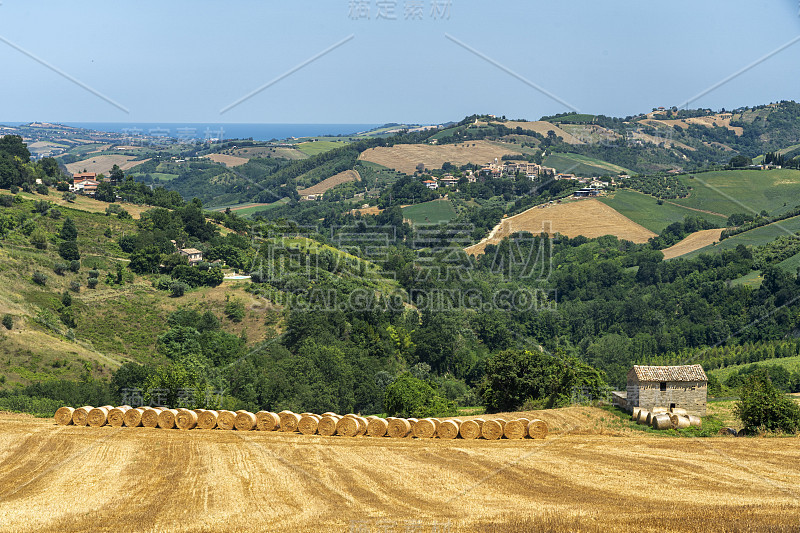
0, 0, 798, 124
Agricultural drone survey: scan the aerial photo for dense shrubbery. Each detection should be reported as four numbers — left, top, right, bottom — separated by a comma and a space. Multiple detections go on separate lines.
734, 370, 800, 434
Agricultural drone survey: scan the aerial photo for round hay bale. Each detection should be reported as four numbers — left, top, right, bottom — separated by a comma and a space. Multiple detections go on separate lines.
72, 406, 94, 426
631, 407, 641, 421
414, 418, 437, 438
670, 407, 688, 416
256, 411, 280, 431
141, 408, 162, 428
387, 418, 411, 438
459, 419, 483, 440
482, 419, 504, 440
158, 409, 179, 429
356, 416, 368, 436
197, 410, 218, 430
123, 407, 146, 428
645, 411, 655, 426
407, 418, 419, 434
438, 419, 461, 440
687, 415, 702, 428
235, 411, 257, 431
495, 419, 507, 432
298, 414, 321, 435
504, 418, 530, 440
652, 407, 669, 414
671, 414, 690, 430
636, 410, 649, 424
527, 419, 548, 439
107, 406, 132, 427
737, 428, 751, 437
651, 414, 673, 430
336, 416, 360, 437
87, 406, 114, 427
176, 409, 198, 430
217, 410, 237, 430
317, 415, 340, 437
322, 412, 338, 417
719, 427, 737, 436
367, 417, 388, 437
54, 406, 75, 426
279, 411, 301, 433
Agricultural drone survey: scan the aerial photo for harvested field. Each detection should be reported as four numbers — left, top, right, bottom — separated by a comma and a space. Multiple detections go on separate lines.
202, 153, 249, 167
1, 409, 799, 532
466, 199, 657, 255
491, 121, 584, 144
65, 155, 149, 175
298, 170, 360, 196
359, 140, 522, 174
661, 228, 724, 260
642, 113, 744, 136
350, 205, 382, 216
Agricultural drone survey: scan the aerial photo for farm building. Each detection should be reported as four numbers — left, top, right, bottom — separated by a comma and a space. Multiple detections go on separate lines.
619, 365, 707, 416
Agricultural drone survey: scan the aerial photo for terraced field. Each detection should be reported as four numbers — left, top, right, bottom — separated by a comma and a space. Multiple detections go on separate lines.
0, 409, 798, 532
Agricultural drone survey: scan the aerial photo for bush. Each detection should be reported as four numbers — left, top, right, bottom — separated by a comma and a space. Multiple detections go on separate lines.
58, 240, 80, 261
87, 277, 99, 289
9, 185, 18, 194
734, 370, 800, 434
2, 314, 12, 330
0, 195, 13, 207
35, 184, 49, 195
49, 208, 61, 219
69, 280, 81, 293
224, 297, 246, 323
69, 260, 80, 273
33, 199, 49, 213
29, 228, 48, 250
62, 192, 77, 203
170, 281, 189, 297
88, 269, 100, 279
32, 271, 47, 286
384, 373, 457, 418
53, 262, 68, 275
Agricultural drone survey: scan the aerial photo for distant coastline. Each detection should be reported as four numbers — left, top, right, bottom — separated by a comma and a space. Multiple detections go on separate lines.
59, 123, 383, 142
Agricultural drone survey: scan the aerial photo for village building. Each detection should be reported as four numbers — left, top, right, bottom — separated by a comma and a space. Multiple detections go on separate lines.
616, 365, 708, 416
179, 248, 204, 265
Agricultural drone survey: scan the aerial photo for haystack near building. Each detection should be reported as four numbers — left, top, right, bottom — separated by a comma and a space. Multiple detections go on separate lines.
621, 365, 707, 416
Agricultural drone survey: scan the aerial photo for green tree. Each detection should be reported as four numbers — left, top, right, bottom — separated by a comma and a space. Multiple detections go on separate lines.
384, 373, 457, 418
224, 297, 246, 323
59, 217, 77, 241
734, 370, 800, 434
58, 240, 80, 261
95, 181, 116, 203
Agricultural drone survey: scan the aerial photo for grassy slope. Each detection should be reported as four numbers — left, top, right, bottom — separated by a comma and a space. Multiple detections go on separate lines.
708, 355, 800, 383
295, 140, 350, 156
599, 190, 725, 233
545, 152, 630, 175
673, 169, 800, 217
682, 215, 800, 259
402, 199, 456, 225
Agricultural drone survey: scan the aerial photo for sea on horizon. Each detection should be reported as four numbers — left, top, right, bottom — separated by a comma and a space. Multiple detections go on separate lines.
60, 122, 383, 142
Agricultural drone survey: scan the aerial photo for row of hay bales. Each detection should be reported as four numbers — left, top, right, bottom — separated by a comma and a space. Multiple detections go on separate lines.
631, 407, 701, 430
54, 406, 549, 440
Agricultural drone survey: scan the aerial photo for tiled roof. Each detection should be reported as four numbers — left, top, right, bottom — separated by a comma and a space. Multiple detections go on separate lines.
631, 365, 707, 382
180, 248, 202, 254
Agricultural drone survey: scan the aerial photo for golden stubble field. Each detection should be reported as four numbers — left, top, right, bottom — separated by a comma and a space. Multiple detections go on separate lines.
0, 409, 798, 533
358, 140, 522, 174
466, 199, 657, 255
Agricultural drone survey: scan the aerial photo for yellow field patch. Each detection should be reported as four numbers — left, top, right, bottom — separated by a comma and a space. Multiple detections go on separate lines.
298, 170, 360, 196
202, 153, 249, 167
661, 228, 724, 260
359, 140, 522, 174
65, 155, 149, 175
466, 199, 657, 255
0, 408, 797, 532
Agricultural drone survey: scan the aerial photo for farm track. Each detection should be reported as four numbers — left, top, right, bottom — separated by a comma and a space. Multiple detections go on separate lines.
1, 410, 799, 532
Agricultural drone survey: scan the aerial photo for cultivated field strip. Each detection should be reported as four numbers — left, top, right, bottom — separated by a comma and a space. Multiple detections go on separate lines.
53, 406, 549, 440
1, 412, 799, 532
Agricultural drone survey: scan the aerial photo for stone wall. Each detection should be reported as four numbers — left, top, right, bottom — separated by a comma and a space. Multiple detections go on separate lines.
629, 380, 707, 416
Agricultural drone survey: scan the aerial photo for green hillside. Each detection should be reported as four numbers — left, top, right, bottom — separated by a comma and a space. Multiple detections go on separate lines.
682, 215, 800, 259
544, 153, 629, 177
402, 199, 456, 225
673, 169, 800, 217
600, 190, 726, 233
